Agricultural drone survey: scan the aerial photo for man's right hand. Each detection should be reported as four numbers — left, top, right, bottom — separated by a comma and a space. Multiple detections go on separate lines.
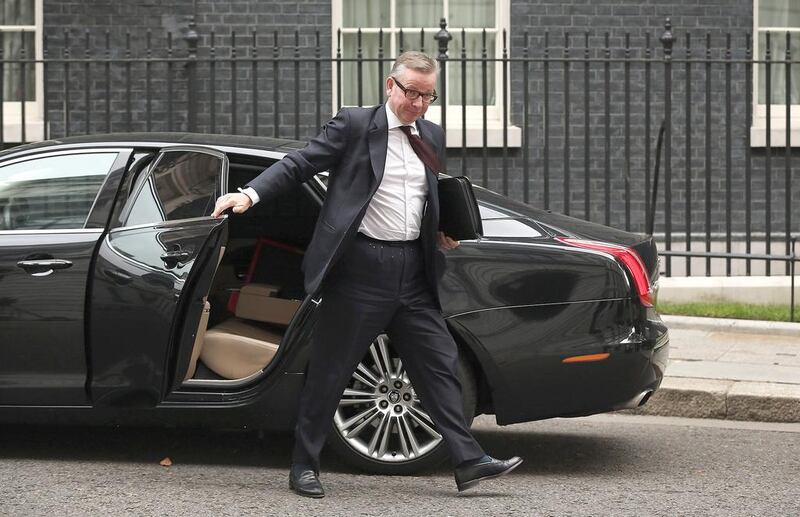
211, 192, 253, 218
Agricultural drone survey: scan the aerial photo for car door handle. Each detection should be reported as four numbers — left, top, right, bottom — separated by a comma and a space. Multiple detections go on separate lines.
160, 250, 192, 268
17, 259, 73, 276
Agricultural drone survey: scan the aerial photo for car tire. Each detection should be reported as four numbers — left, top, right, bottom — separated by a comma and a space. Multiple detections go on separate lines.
328, 333, 477, 475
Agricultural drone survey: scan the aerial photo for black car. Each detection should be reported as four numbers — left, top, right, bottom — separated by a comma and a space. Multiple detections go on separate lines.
0, 133, 669, 474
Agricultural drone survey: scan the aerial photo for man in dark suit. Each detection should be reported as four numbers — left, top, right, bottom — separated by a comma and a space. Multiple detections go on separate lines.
212, 51, 521, 498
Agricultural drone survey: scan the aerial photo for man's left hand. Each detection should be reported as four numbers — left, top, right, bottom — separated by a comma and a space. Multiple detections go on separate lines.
437, 231, 460, 250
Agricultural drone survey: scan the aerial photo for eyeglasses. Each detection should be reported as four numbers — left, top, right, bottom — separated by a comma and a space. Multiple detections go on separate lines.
392, 78, 438, 104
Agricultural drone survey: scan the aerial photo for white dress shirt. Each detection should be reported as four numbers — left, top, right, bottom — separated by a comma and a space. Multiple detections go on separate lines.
241, 104, 429, 241
358, 104, 428, 241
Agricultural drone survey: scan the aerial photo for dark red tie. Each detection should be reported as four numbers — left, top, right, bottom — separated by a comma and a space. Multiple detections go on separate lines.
398, 125, 442, 174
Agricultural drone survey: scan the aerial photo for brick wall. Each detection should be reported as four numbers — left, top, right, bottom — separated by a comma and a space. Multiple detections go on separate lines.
43, 0, 331, 139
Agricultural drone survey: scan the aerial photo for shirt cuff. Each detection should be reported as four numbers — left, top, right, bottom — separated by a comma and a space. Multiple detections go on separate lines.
238, 187, 260, 205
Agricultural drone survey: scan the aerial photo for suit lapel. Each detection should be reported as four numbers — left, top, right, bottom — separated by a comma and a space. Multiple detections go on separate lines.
368, 105, 388, 183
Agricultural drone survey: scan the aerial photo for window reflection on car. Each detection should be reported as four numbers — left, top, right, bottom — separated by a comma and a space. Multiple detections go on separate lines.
479, 204, 514, 220
0, 153, 117, 230
481, 218, 543, 239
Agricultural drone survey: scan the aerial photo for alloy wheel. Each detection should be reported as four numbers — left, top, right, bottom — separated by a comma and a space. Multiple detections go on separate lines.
333, 334, 443, 463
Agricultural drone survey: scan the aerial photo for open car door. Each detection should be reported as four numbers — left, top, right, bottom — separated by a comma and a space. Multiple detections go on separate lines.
89, 146, 229, 407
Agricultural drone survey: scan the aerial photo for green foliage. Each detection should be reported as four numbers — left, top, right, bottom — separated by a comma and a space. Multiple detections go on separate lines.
656, 301, 796, 322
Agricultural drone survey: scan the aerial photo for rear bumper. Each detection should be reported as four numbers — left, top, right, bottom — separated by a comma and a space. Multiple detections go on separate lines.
480, 305, 671, 425
612, 322, 669, 410
542, 318, 670, 419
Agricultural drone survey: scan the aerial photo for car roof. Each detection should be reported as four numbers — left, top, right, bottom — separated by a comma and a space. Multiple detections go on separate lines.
0, 132, 307, 161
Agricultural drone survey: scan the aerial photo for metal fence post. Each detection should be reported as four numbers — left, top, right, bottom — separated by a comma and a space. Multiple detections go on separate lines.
660, 18, 674, 276
64, 30, 71, 136
792, 237, 797, 322
20, 32, 26, 143
435, 18, 451, 156
125, 31, 132, 131
1, 33, 5, 147
184, 16, 199, 132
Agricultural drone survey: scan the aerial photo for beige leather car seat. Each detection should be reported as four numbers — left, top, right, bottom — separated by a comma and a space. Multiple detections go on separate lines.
200, 283, 302, 379
184, 301, 211, 380
183, 246, 226, 381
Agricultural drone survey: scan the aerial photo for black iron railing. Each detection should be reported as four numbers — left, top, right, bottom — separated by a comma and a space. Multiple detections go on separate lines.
0, 18, 798, 313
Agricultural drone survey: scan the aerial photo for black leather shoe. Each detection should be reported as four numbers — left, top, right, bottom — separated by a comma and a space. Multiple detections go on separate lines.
289, 465, 325, 498
454, 456, 523, 492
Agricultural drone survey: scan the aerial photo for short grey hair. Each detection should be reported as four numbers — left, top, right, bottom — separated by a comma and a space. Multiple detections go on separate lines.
389, 51, 439, 80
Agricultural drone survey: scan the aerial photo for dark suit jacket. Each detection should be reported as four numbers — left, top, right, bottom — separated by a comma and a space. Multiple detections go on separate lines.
246, 104, 445, 306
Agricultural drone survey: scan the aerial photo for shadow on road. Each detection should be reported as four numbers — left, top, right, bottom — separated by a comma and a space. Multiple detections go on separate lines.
0, 420, 651, 477
465, 425, 647, 476
0, 425, 295, 468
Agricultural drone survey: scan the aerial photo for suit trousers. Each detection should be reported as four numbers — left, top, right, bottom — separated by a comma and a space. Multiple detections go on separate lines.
291, 232, 486, 472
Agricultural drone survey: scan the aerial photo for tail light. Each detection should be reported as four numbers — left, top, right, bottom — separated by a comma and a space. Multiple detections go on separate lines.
555, 237, 654, 307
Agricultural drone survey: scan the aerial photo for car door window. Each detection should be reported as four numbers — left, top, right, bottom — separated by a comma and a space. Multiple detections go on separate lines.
125, 150, 222, 226
0, 152, 118, 230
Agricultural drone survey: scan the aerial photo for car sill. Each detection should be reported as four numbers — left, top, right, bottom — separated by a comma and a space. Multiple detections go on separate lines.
180, 369, 264, 389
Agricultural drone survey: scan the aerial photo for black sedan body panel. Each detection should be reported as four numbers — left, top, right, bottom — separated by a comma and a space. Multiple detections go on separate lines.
0, 149, 132, 407
0, 231, 98, 406
438, 239, 631, 317
448, 299, 667, 424
437, 190, 667, 424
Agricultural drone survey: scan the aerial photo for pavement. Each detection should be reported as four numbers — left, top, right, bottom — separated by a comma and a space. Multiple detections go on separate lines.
629, 315, 800, 423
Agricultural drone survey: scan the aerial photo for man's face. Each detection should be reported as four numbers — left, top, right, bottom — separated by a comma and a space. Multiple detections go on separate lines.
386, 69, 437, 125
